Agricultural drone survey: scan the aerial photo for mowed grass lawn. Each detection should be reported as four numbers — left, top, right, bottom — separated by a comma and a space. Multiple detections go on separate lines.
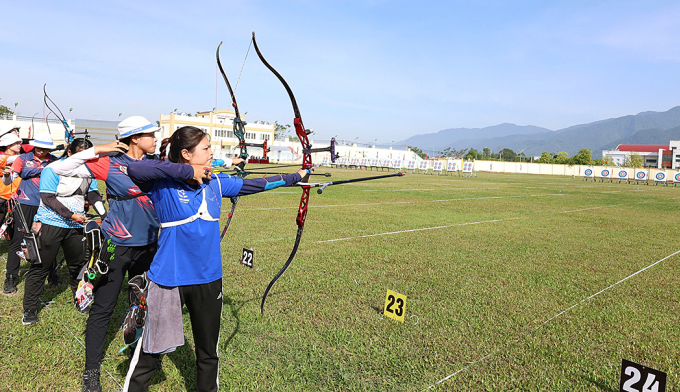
1, 167, 679, 391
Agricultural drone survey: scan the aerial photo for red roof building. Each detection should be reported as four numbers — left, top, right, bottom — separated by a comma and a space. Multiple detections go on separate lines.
616, 144, 670, 153
605, 143, 677, 168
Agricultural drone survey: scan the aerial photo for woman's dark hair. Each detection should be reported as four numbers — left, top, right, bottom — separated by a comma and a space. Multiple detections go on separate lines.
159, 138, 170, 161
61, 137, 93, 158
167, 126, 208, 163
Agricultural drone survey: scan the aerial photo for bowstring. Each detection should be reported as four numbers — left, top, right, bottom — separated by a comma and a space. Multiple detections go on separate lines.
233, 39, 252, 94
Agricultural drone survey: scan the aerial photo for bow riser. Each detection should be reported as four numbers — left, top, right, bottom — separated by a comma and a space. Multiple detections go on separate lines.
294, 118, 313, 170
297, 186, 310, 227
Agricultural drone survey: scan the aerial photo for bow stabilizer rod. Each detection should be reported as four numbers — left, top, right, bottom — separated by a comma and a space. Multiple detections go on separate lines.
300, 172, 405, 194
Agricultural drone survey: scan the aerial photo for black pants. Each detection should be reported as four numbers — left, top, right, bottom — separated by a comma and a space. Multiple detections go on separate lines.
22, 224, 86, 311
124, 278, 223, 392
6, 203, 38, 279
85, 243, 157, 370
0, 198, 9, 229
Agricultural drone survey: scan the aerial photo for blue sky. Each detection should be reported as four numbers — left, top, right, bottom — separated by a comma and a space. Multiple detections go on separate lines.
2, 0, 680, 143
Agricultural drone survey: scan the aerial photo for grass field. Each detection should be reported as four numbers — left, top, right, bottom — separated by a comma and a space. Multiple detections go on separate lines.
1, 167, 679, 391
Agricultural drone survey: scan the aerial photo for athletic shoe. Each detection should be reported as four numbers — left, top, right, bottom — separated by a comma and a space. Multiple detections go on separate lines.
81, 368, 102, 392
3, 275, 17, 295
21, 309, 38, 325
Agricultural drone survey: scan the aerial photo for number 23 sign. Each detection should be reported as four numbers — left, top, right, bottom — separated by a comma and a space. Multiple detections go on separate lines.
383, 289, 406, 323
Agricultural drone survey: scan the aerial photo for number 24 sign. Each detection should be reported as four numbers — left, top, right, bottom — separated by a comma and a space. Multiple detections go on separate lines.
620, 359, 666, 392
383, 289, 406, 323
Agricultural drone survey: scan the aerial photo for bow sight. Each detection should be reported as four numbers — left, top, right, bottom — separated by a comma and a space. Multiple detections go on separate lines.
303, 137, 339, 163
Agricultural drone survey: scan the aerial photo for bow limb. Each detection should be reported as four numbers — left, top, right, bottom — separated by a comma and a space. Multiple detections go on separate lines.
253, 32, 313, 312
217, 42, 250, 241
43, 84, 74, 143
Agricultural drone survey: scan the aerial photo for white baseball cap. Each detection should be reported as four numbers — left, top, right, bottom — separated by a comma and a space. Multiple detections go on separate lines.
118, 116, 159, 138
0, 126, 20, 138
30, 133, 58, 149
0, 133, 22, 147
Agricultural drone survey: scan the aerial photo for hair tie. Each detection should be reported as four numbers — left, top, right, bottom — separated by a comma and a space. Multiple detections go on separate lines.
165, 143, 171, 158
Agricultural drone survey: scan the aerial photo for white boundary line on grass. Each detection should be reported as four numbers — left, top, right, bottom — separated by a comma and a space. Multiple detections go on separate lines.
316, 218, 521, 243
432, 194, 564, 203
559, 203, 627, 214
235, 194, 566, 212
422, 248, 680, 391
38, 298, 124, 390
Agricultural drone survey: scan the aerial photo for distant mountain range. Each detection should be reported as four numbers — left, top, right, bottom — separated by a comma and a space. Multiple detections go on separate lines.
399, 106, 680, 158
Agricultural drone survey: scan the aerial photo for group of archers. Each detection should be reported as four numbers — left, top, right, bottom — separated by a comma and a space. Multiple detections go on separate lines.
1, 116, 310, 392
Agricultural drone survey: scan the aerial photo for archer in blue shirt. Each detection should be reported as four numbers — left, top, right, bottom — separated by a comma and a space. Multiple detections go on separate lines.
122, 126, 306, 392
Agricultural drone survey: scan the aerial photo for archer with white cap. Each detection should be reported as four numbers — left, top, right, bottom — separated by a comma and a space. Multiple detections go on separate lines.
21, 137, 108, 326
2, 133, 59, 296
0, 133, 23, 237
48, 115, 159, 392
0, 125, 36, 154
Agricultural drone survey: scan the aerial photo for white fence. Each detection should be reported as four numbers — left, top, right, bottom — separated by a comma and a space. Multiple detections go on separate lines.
474, 160, 584, 176
472, 160, 678, 184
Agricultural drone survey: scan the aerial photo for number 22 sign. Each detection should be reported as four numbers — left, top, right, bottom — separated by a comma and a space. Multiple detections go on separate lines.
620, 359, 666, 392
383, 289, 406, 323
241, 248, 254, 268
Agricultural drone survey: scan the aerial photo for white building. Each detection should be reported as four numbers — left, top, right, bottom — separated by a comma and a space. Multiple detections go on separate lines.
2, 112, 418, 164
602, 142, 677, 168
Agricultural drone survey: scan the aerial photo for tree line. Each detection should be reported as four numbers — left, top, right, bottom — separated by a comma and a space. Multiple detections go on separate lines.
407, 146, 644, 168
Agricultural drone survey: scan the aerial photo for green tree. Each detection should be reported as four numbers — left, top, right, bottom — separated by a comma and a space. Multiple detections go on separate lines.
600, 155, 614, 166
499, 148, 516, 161
442, 147, 458, 158
572, 148, 592, 165
554, 151, 569, 164
408, 146, 427, 159
624, 152, 643, 168
0, 99, 14, 118
467, 148, 481, 160
274, 121, 291, 140
482, 147, 491, 159
536, 151, 553, 163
